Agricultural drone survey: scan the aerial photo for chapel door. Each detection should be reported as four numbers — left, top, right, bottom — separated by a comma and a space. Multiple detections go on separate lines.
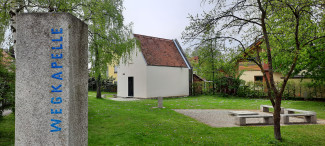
128, 77, 134, 97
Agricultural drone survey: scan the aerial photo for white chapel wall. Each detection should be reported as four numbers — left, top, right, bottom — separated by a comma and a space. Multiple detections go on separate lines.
117, 47, 147, 98
146, 66, 189, 98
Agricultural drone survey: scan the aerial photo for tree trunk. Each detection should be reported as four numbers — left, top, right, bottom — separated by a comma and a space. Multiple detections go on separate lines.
257, 0, 282, 141
211, 41, 215, 95
96, 74, 101, 98
94, 39, 101, 98
273, 95, 282, 140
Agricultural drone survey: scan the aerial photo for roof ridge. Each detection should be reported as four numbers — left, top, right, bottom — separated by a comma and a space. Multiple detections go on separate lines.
133, 34, 172, 41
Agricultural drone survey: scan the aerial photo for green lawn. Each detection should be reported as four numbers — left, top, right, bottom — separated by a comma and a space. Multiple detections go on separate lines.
0, 114, 14, 145
1, 92, 325, 145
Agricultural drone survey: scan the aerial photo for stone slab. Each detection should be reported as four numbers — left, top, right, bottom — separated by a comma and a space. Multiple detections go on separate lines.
229, 111, 258, 116
15, 13, 88, 146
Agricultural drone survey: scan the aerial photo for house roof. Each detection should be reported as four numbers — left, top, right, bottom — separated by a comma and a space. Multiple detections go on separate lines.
133, 34, 188, 68
193, 74, 205, 82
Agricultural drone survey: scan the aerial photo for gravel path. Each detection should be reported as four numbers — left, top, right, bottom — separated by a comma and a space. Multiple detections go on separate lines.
174, 109, 325, 127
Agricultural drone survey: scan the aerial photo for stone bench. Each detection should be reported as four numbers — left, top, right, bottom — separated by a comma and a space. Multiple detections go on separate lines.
284, 108, 316, 114
235, 115, 274, 126
281, 113, 317, 124
281, 108, 317, 124
260, 105, 284, 114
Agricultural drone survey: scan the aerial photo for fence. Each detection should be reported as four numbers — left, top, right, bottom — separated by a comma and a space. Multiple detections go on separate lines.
192, 79, 325, 99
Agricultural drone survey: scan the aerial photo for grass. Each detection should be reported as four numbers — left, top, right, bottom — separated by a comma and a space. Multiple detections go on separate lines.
1, 92, 325, 145
0, 114, 14, 145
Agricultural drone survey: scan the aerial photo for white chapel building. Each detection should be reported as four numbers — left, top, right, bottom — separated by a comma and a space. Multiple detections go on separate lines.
117, 34, 192, 98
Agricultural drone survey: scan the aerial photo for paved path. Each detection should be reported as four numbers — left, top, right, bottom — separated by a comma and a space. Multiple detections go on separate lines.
174, 109, 325, 127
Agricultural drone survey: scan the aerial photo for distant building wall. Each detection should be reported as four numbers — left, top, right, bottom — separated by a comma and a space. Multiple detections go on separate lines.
240, 71, 263, 82
107, 64, 117, 82
240, 70, 283, 82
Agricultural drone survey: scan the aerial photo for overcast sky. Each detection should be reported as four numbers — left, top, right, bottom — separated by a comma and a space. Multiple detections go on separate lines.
1, 1, 212, 50
123, 0, 213, 49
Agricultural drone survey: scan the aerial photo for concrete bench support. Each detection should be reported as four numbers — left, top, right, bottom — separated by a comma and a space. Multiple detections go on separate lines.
260, 105, 284, 114
235, 115, 274, 126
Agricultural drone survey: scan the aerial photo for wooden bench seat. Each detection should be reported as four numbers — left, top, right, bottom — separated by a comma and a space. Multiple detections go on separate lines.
235, 115, 274, 126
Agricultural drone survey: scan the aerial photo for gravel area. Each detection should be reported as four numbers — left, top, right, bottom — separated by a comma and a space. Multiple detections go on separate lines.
174, 109, 325, 127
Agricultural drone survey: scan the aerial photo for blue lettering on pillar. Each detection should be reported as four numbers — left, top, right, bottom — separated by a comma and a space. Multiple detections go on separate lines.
50, 119, 62, 132
51, 53, 63, 59
51, 97, 62, 104
51, 84, 62, 92
51, 62, 62, 68
51, 109, 62, 114
52, 36, 63, 42
51, 28, 63, 34
52, 44, 63, 50
50, 28, 63, 133
52, 72, 63, 80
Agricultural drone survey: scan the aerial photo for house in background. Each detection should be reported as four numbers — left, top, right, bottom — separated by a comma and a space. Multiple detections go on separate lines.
106, 64, 118, 83
117, 34, 192, 98
237, 39, 283, 83
236, 39, 321, 98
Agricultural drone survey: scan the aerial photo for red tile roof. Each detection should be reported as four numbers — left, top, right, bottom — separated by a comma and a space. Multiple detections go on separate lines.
134, 34, 187, 67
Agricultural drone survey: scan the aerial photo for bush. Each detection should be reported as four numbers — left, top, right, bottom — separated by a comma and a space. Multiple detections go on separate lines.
0, 51, 15, 119
88, 77, 117, 92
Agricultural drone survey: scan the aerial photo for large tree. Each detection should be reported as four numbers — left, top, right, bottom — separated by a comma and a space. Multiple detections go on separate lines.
183, 0, 325, 141
0, 0, 134, 98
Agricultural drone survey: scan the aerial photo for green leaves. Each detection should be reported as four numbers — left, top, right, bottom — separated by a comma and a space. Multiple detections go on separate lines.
0, 0, 135, 80
85, 0, 134, 80
265, 0, 325, 81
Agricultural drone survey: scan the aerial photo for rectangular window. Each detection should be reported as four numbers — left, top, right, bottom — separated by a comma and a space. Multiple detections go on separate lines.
254, 76, 263, 82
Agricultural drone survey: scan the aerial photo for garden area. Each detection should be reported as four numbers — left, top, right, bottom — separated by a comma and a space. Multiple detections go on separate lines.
1, 91, 325, 145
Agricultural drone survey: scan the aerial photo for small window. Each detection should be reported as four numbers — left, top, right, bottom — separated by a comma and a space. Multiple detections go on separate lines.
254, 76, 263, 82
114, 66, 118, 73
